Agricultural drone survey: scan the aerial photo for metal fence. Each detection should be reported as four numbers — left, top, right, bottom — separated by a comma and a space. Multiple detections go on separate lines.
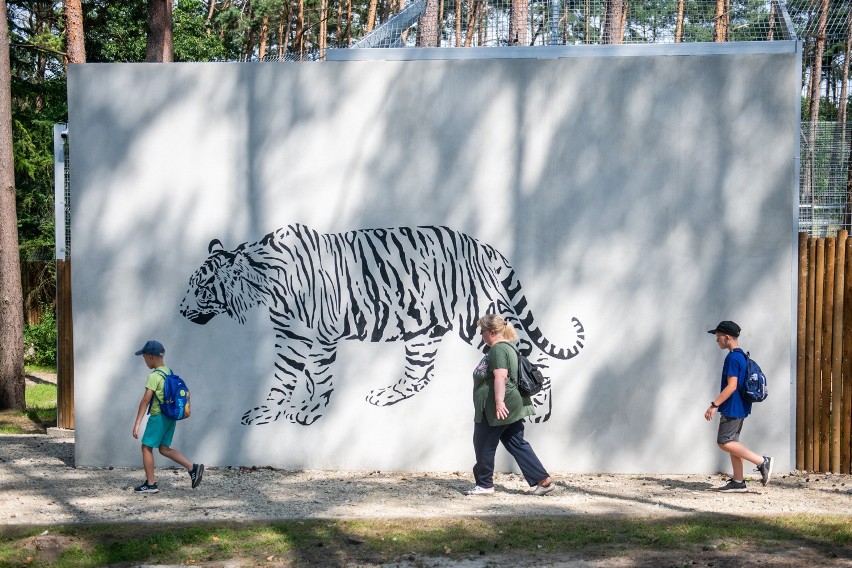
801, 121, 852, 237
260, 0, 796, 60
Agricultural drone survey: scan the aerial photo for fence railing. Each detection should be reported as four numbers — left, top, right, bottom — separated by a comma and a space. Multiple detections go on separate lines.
797, 231, 852, 473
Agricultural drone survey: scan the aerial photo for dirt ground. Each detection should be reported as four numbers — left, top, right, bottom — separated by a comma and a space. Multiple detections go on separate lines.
2, 433, 852, 567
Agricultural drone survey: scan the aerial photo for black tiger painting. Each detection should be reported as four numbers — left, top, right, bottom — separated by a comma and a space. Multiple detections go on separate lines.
179, 224, 586, 426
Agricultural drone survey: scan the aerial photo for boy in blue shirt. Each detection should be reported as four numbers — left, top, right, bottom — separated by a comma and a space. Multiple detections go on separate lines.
705, 321, 773, 492
132, 340, 203, 493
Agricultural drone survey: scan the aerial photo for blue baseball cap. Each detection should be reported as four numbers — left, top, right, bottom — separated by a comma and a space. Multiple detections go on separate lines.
135, 340, 165, 356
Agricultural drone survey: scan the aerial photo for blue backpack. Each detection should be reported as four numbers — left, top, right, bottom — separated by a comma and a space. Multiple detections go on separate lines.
151, 369, 191, 420
736, 349, 768, 403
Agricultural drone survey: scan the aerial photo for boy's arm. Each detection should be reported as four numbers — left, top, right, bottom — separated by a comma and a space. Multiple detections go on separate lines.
132, 389, 155, 439
704, 376, 738, 421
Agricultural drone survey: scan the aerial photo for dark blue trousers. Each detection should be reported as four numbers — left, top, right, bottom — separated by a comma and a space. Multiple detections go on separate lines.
472, 419, 549, 488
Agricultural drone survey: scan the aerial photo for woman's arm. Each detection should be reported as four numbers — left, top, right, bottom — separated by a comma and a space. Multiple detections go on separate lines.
493, 368, 509, 420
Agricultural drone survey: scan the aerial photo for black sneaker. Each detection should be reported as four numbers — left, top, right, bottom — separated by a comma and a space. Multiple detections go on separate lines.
756, 456, 773, 486
135, 481, 159, 493
716, 479, 747, 493
189, 463, 204, 488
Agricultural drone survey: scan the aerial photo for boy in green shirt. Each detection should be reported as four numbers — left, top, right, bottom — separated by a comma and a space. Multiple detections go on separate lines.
132, 340, 203, 493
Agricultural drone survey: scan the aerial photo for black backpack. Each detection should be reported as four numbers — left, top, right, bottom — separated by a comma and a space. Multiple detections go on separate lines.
508, 344, 546, 398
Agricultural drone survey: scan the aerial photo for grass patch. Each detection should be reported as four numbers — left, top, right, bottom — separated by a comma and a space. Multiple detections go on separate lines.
0, 515, 849, 567
0, 382, 57, 434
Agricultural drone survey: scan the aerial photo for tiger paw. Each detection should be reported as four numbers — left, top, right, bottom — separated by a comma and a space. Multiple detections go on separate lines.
241, 406, 275, 425
366, 386, 413, 407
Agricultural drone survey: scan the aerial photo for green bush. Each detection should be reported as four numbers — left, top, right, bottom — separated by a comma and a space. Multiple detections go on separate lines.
23, 308, 57, 367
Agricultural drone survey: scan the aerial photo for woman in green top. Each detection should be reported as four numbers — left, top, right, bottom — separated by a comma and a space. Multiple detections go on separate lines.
468, 314, 555, 496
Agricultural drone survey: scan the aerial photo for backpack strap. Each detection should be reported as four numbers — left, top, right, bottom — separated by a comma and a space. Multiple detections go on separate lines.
146, 369, 168, 414
504, 342, 522, 382
731, 348, 750, 389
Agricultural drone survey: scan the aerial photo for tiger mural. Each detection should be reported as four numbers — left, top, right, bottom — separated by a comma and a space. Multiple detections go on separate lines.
179, 224, 585, 426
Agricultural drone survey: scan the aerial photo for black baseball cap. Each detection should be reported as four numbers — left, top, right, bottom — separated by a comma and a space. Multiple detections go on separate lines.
708, 321, 740, 337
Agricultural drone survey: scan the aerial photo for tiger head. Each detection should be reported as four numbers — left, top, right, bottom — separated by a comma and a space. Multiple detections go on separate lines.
180, 239, 270, 325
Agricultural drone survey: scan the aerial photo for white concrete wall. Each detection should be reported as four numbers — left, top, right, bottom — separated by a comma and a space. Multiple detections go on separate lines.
67, 43, 799, 473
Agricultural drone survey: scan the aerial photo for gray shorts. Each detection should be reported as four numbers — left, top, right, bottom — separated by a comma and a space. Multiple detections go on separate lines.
717, 415, 744, 445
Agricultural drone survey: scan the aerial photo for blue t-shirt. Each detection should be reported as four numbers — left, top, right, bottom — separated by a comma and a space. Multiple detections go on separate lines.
719, 349, 751, 418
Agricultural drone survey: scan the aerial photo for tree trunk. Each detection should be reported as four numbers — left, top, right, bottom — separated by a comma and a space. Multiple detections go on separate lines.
463, 0, 480, 47
510, 0, 527, 45
258, 15, 269, 60
713, 0, 726, 42
346, 0, 351, 46
767, 1, 775, 41
65, 0, 86, 64
366, 0, 378, 32
0, 0, 25, 412
295, 0, 304, 53
319, 0, 327, 59
805, 0, 829, 214
146, 0, 174, 62
839, 10, 852, 148
675, 0, 684, 42
336, 0, 342, 47
206, 0, 217, 29
603, 0, 623, 44
455, 0, 461, 46
417, 0, 440, 46
808, 0, 829, 139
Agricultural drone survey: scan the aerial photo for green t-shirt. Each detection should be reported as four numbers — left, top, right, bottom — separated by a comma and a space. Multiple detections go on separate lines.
144, 366, 171, 416
472, 341, 535, 426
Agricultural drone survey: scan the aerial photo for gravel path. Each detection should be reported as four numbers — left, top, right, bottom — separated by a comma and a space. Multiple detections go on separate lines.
1, 434, 851, 525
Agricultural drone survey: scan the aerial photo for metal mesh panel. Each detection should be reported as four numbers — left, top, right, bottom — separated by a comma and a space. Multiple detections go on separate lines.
800, 121, 852, 237
63, 135, 70, 258
257, 0, 793, 60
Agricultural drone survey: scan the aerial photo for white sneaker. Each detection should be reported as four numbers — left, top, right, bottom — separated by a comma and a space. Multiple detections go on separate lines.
466, 485, 495, 495
532, 483, 555, 496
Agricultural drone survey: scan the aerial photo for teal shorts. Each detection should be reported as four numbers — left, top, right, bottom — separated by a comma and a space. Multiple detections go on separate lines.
141, 413, 176, 448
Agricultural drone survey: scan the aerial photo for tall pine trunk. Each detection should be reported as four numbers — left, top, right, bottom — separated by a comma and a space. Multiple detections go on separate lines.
259, 15, 269, 60
806, 0, 830, 206
603, 0, 623, 44
713, 0, 727, 42
0, 0, 25, 412
510, 0, 528, 45
319, 0, 327, 58
417, 0, 440, 46
146, 0, 174, 62
65, 0, 86, 63
675, 0, 684, 42
366, 0, 378, 32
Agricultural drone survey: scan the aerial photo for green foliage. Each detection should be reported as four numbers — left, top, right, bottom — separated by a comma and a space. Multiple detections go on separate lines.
23, 307, 57, 367
83, 0, 147, 62
173, 0, 228, 62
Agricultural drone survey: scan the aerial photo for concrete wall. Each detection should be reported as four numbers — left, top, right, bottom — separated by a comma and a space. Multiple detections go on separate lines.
67, 43, 799, 473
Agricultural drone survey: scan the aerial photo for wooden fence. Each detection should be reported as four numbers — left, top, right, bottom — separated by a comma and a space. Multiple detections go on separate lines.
20, 259, 73, 430
798, 231, 852, 473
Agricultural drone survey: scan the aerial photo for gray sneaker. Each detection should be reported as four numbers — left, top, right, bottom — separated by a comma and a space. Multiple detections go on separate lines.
717, 479, 747, 493
134, 481, 159, 494
189, 463, 204, 489
756, 456, 773, 486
